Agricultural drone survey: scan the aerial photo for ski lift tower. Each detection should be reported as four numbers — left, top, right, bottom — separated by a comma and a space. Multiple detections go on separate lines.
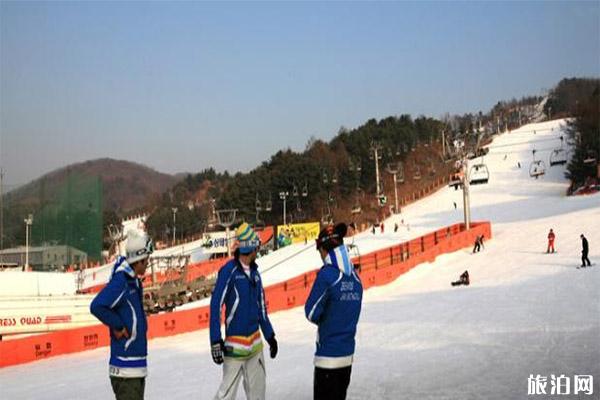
216, 208, 238, 257
461, 158, 471, 230
386, 162, 401, 214
279, 191, 289, 225
370, 141, 385, 206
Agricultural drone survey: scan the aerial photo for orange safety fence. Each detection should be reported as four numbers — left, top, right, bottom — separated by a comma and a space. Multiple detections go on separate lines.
0, 221, 490, 368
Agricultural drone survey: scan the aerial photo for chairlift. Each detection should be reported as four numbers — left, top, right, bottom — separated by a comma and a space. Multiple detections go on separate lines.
265, 199, 272, 212
449, 172, 462, 189
529, 160, 546, 178
396, 171, 405, 184
583, 150, 597, 165
469, 164, 489, 185
351, 202, 362, 214
322, 171, 329, 184
397, 162, 405, 183
321, 212, 332, 225
413, 166, 421, 180
332, 171, 338, 184
302, 182, 308, 197
529, 149, 546, 178
549, 149, 567, 166
255, 197, 262, 211
292, 185, 299, 197
549, 136, 567, 166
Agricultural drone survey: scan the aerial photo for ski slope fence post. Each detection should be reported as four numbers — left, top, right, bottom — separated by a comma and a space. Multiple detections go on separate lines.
0, 221, 491, 368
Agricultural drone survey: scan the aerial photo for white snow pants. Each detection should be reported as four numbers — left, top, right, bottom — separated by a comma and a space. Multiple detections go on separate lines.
214, 351, 266, 400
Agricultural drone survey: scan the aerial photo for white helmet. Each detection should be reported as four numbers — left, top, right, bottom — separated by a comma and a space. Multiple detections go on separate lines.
125, 230, 154, 264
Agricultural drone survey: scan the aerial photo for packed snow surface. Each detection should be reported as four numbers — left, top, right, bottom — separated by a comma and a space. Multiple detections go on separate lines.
1, 119, 598, 399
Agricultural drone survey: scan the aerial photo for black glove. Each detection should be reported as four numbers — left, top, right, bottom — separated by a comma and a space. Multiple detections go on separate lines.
211, 340, 225, 365
266, 335, 278, 359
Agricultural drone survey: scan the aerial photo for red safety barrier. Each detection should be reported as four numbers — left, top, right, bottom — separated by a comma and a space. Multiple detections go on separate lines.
0, 221, 491, 368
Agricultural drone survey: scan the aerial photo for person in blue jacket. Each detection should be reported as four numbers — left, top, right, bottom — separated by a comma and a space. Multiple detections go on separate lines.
209, 222, 277, 400
90, 231, 153, 400
305, 223, 363, 400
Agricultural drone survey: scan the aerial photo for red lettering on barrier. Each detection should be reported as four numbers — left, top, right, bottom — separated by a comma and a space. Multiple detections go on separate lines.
0, 318, 16, 326
20, 316, 42, 326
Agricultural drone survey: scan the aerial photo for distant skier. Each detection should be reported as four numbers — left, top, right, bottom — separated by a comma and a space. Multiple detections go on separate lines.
547, 229, 555, 253
380, 222, 385, 234
394, 223, 399, 233
472, 235, 484, 253
517, 162, 521, 169
371, 224, 376, 235
580, 234, 591, 267
453, 201, 457, 210
305, 223, 362, 400
451, 270, 470, 286
503, 154, 507, 161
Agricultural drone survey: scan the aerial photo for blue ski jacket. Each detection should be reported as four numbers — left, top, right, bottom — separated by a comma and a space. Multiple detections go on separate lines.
305, 245, 363, 368
90, 256, 148, 377
209, 258, 274, 358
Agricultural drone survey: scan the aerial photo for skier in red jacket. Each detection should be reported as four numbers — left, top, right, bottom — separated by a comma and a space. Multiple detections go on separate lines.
547, 229, 556, 253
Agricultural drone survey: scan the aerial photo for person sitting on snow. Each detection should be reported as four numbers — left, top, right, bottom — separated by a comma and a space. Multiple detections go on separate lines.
451, 270, 470, 287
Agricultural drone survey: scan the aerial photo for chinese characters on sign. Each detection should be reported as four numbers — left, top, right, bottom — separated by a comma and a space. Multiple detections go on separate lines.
527, 374, 593, 396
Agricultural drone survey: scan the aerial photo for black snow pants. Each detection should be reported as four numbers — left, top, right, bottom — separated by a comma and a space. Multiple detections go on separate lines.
110, 377, 145, 400
314, 366, 352, 400
582, 251, 591, 267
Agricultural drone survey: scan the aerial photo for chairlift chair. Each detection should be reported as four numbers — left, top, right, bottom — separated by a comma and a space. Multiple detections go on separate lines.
583, 150, 597, 165
549, 149, 567, 166
302, 182, 308, 197
449, 172, 462, 189
469, 164, 489, 185
413, 166, 422, 180
265, 199, 272, 212
351, 203, 362, 214
549, 136, 567, 166
396, 172, 405, 184
530, 149, 546, 178
529, 160, 546, 178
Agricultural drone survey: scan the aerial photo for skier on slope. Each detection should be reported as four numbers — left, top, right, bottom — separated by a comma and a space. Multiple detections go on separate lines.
472, 235, 484, 253
547, 229, 556, 253
580, 234, 591, 268
451, 270, 470, 287
209, 223, 278, 400
305, 223, 363, 400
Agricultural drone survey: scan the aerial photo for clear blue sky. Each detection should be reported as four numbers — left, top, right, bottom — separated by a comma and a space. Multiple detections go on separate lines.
1, 1, 599, 186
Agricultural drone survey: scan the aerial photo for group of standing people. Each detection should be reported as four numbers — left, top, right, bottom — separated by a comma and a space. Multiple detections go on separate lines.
91, 222, 363, 400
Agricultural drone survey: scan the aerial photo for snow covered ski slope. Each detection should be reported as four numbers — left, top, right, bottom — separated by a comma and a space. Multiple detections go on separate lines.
1, 119, 598, 399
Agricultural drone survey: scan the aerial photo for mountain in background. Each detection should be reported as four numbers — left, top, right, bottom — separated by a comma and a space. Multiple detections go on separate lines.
1, 159, 181, 250
5, 158, 179, 213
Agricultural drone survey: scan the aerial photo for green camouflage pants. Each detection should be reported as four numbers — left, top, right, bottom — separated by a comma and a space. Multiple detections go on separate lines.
110, 377, 145, 400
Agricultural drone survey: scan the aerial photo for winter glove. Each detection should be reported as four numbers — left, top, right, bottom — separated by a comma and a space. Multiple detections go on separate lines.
266, 335, 278, 359
211, 340, 225, 365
